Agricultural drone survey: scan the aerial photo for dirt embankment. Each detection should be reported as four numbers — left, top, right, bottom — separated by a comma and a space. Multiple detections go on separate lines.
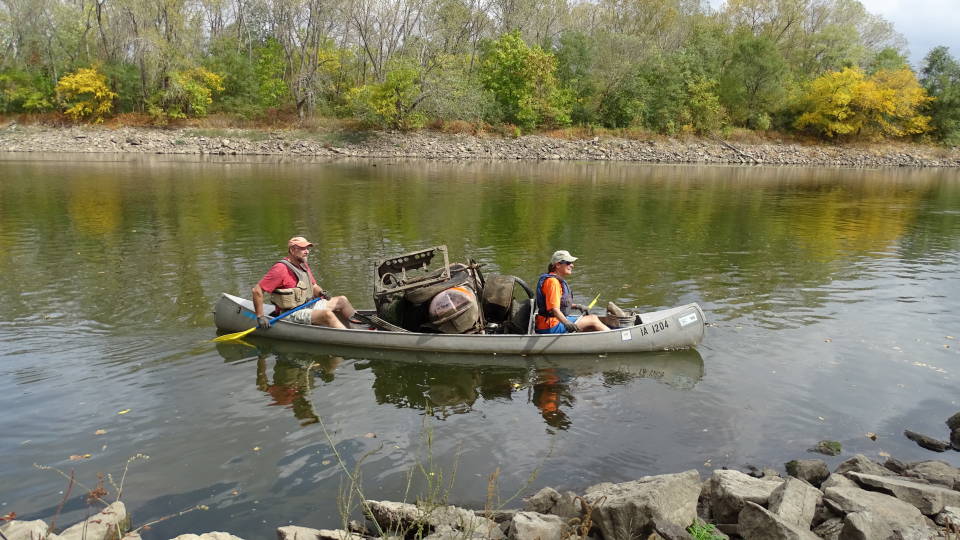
2, 124, 960, 167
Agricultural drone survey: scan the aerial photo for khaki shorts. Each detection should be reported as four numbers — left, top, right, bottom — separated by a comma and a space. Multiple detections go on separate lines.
286, 299, 328, 325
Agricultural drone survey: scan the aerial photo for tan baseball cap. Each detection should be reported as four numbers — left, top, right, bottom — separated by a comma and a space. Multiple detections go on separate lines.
550, 250, 578, 264
288, 236, 314, 248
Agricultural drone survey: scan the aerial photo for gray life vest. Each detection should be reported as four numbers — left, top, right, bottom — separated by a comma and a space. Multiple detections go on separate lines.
270, 260, 311, 310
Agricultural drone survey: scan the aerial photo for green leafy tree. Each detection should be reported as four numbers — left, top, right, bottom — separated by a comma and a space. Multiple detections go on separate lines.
56, 67, 118, 122
478, 31, 571, 130
346, 62, 427, 130
920, 46, 960, 144
868, 47, 909, 74
719, 32, 789, 129
637, 50, 726, 135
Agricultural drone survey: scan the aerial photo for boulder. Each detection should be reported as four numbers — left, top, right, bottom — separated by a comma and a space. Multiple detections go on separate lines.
277, 526, 365, 540
0, 519, 51, 540
847, 472, 960, 515
737, 502, 819, 540
364, 500, 503, 539
832, 454, 892, 477
820, 473, 857, 491
171, 534, 245, 540
767, 477, 822, 529
952, 428, 960, 451
883, 457, 908, 475
58, 502, 129, 540
903, 460, 960, 490
506, 512, 566, 540
583, 470, 701, 539
651, 516, 695, 539
784, 459, 829, 487
934, 506, 960, 527
904, 429, 950, 452
710, 469, 784, 524
823, 486, 931, 540
946, 412, 960, 431
522, 487, 582, 520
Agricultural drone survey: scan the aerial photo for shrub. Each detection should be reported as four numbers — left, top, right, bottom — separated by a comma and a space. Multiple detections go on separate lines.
149, 67, 225, 122
56, 67, 117, 122
0, 69, 54, 113
794, 67, 932, 140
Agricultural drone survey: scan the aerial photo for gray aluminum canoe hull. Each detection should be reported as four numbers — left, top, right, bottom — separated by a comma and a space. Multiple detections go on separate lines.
213, 293, 705, 354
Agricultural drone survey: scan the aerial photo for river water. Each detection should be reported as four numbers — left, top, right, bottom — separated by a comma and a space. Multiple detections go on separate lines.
1, 154, 958, 538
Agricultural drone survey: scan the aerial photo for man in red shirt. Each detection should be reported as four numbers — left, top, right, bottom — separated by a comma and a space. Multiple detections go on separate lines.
252, 236, 357, 329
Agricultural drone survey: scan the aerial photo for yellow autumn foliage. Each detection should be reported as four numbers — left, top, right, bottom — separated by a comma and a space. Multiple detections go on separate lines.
794, 67, 932, 140
56, 67, 117, 122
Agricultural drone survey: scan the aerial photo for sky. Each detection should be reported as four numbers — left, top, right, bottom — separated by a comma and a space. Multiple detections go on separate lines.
860, 0, 959, 67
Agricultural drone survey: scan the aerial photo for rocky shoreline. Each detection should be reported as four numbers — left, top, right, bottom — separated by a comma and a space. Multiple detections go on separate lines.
2, 124, 960, 167
5, 413, 960, 540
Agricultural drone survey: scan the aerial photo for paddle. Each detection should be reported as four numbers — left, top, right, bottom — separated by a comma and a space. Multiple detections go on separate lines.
586, 292, 601, 310
212, 296, 324, 343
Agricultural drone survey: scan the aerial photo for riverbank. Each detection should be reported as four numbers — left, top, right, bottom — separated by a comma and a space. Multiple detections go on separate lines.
5, 448, 960, 539
2, 124, 960, 167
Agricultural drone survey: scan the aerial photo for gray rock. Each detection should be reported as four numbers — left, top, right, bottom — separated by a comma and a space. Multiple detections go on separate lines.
820, 473, 858, 491
952, 428, 960, 451
171, 534, 245, 540
934, 506, 960, 527
833, 454, 892, 477
522, 487, 582, 520
823, 486, 931, 539
883, 457, 908, 474
737, 502, 820, 540
847, 471, 960, 515
903, 460, 960, 490
364, 500, 503, 539
811, 517, 843, 540
58, 502, 128, 540
767, 477, 822, 529
0, 519, 51, 540
506, 512, 566, 540
946, 412, 960, 431
277, 525, 365, 540
710, 469, 785, 524
651, 516, 695, 539
583, 470, 701, 539
904, 429, 950, 452
784, 459, 829, 487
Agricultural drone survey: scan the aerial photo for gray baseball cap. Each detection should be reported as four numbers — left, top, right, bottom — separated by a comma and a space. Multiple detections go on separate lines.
550, 250, 578, 264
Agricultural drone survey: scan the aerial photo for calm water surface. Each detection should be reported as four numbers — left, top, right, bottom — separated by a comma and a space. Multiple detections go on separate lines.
1, 154, 959, 537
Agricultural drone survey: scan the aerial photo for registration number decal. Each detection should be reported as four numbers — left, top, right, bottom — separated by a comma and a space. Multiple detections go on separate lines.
678, 312, 698, 327
621, 330, 632, 341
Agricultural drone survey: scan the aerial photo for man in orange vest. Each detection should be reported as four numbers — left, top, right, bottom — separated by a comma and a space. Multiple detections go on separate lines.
534, 250, 609, 334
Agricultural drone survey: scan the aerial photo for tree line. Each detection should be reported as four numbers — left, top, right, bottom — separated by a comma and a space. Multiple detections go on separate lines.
1, 0, 959, 142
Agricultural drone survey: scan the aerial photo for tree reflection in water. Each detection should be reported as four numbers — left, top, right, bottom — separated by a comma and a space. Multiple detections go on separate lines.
216, 338, 704, 431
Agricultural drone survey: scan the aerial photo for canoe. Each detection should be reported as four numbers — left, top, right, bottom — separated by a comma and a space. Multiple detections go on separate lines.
213, 293, 706, 355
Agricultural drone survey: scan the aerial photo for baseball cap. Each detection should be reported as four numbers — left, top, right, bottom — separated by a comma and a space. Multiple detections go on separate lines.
288, 236, 314, 248
550, 250, 578, 264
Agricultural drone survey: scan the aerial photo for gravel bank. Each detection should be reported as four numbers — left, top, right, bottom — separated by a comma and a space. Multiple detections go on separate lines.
2, 125, 960, 167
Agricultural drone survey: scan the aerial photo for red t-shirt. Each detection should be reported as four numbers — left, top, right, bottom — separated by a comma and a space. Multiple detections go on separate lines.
258, 259, 318, 293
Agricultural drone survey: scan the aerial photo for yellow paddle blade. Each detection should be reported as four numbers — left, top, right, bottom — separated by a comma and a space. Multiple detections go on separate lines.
211, 326, 257, 343
586, 293, 601, 310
